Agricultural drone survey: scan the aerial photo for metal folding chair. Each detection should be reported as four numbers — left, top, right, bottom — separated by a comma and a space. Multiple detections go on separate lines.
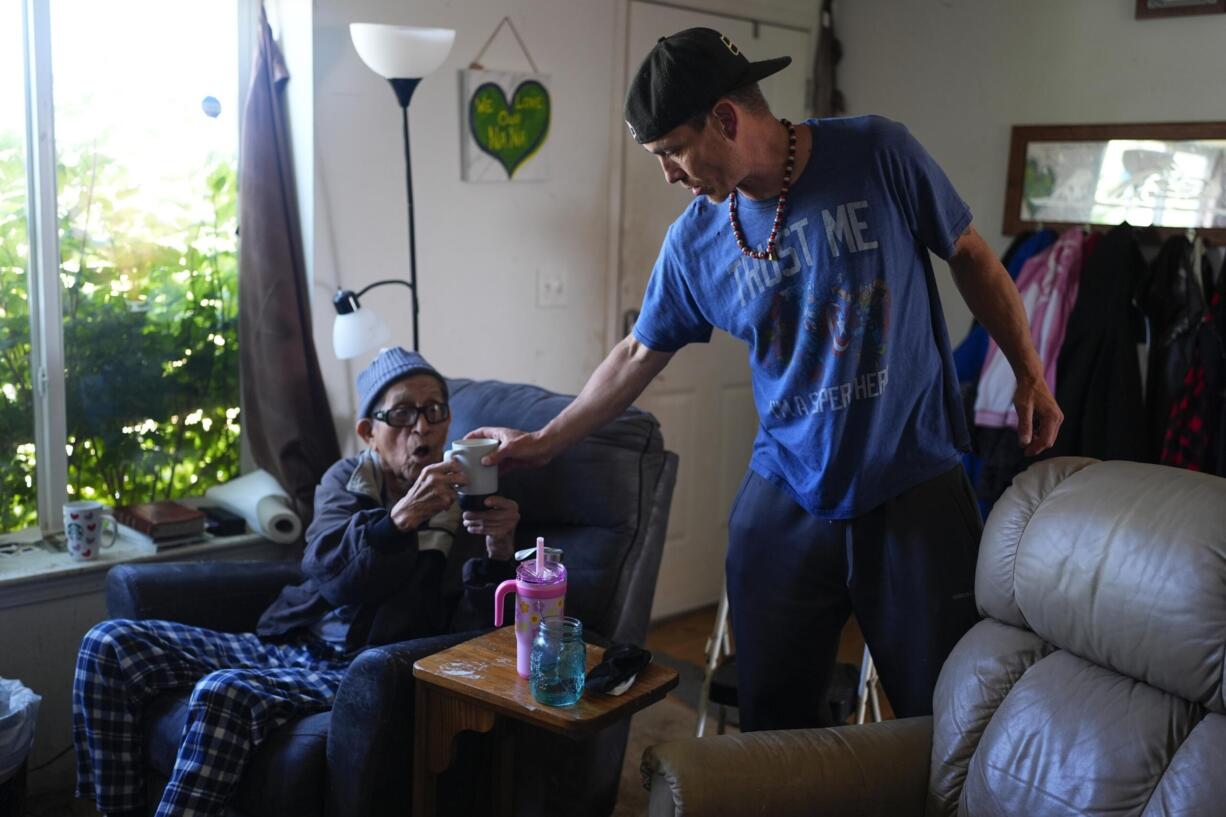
695, 583, 735, 737
855, 643, 882, 724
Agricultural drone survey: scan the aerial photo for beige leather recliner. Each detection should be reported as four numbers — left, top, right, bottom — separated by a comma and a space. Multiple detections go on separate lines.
642, 458, 1226, 816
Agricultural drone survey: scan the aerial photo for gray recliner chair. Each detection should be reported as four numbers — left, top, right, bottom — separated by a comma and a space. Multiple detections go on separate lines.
643, 457, 1226, 816
104, 377, 678, 817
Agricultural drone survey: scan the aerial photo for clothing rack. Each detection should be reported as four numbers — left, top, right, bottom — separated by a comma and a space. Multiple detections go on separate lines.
963, 221, 1226, 517
1030, 222, 1216, 247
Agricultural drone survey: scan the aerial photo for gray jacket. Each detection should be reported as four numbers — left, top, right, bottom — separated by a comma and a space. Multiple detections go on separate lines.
257, 450, 514, 651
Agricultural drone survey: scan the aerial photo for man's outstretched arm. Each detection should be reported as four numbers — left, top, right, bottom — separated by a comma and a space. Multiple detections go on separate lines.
947, 224, 1063, 455
467, 334, 674, 469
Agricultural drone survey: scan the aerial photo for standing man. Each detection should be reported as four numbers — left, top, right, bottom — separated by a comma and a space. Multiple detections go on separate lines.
469, 29, 1061, 731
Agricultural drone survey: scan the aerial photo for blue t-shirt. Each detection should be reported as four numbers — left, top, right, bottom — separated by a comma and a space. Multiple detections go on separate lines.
633, 115, 973, 519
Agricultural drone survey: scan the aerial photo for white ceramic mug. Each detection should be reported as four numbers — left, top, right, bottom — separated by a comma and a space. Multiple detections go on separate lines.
63, 500, 118, 561
444, 438, 500, 511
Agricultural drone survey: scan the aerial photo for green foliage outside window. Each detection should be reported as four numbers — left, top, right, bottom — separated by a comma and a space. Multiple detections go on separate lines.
0, 131, 239, 533
0, 133, 34, 532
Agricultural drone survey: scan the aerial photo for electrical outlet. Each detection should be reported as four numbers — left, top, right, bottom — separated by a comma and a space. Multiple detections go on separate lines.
536, 269, 568, 308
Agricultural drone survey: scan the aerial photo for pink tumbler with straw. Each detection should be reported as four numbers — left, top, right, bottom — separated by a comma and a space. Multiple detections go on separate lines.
494, 538, 567, 678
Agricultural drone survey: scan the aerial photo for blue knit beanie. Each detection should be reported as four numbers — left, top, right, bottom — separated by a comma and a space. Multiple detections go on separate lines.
356, 347, 448, 419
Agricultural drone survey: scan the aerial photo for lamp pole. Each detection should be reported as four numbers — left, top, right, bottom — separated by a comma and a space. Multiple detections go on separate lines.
389, 77, 422, 351
347, 23, 454, 357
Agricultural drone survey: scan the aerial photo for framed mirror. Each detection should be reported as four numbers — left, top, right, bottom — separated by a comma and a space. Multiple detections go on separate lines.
1003, 122, 1226, 241
1136, 0, 1226, 19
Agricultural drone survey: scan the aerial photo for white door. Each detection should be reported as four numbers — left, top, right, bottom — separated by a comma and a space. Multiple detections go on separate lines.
619, 2, 812, 618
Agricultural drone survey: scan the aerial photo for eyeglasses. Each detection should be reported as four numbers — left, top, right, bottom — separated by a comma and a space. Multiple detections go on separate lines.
372, 402, 450, 427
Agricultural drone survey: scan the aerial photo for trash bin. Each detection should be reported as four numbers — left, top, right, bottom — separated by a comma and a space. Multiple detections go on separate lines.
0, 678, 40, 817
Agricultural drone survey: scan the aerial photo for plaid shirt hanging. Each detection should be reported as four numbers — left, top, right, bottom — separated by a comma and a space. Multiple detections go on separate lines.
1162, 289, 1221, 472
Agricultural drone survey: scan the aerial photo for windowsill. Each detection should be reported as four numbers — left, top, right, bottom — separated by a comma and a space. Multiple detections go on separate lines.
0, 531, 290, 610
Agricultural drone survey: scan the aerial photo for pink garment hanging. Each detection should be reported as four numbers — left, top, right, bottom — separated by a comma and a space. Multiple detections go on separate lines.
974, 227, 1085, 428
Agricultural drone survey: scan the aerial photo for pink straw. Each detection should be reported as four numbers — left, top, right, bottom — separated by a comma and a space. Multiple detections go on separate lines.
535, 536, 545, 578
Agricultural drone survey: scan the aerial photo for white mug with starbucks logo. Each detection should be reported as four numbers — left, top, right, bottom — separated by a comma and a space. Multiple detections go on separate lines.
63, 500, 118, 561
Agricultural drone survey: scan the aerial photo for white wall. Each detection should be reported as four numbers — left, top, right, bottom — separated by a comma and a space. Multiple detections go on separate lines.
305, 0, 619, 451
837, 0, 1226, 340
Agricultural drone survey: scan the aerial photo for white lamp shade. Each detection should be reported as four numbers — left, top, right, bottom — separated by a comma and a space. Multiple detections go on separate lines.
349, 24, 456, 80
333, 306, 392, 360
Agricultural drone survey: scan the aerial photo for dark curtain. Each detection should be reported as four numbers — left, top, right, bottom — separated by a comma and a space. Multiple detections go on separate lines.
238, 7, 340, 527
810, 0, 845, 118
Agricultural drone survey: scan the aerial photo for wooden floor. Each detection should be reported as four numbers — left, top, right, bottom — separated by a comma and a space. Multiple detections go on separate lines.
644, 604, 895, 721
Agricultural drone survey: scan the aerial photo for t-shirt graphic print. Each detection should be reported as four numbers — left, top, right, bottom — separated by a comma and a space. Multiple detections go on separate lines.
634, 116, 972, 518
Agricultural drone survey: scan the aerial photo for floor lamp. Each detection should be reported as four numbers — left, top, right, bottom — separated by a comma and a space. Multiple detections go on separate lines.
338, 23, 455, 358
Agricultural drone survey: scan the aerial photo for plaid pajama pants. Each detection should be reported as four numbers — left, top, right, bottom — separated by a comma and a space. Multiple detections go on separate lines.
73, 618, 352, 817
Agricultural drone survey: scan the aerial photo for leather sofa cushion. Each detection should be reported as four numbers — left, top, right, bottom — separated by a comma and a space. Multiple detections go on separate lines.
928, 619, 1055, 815
1141, 714, 1226, 816
961, 649, 1200, 816
143, 693, 329, 817
929, 458, 1226, 817
976, 458, 1226, 712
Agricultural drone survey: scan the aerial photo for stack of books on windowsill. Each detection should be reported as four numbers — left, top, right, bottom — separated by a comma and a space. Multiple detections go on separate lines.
114, 500, 208, 551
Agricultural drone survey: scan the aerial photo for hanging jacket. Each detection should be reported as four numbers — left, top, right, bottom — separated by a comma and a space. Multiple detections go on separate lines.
1141, 236, 1208, 457
1213, 252, 1226, 477
975, 227, 1085, 428
1160, 242, 1223, 473
1048, 224, 1148, 461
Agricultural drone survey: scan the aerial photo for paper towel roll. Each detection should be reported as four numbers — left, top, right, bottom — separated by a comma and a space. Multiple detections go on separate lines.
205, 469, 303, 544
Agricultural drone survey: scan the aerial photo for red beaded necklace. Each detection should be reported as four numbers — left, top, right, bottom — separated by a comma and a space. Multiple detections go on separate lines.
728, 119, 796, 262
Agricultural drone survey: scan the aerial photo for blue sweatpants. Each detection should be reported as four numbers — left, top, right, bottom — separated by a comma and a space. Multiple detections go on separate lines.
726, 464, 982, 731
73, 619, 351, 817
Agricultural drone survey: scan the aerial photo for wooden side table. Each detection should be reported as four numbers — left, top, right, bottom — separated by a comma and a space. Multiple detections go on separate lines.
412, 626, 679, 816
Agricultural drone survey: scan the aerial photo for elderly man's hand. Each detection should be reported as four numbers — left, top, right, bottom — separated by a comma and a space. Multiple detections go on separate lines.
462, 495, 520, 560
390, 460, 467, 531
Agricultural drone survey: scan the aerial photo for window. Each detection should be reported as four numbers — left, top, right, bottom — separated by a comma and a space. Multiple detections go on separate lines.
1, 1, 35, 532
3, 0, 249, 537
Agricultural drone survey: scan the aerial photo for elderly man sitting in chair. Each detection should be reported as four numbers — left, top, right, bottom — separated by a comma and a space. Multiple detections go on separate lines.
73, 348, 518, 817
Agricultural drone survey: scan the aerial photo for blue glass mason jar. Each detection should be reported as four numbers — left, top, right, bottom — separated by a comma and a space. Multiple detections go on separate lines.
529, 616, 586, 706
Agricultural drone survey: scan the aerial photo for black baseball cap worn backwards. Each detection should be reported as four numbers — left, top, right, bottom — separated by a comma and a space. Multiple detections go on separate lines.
624, 27, 792, 145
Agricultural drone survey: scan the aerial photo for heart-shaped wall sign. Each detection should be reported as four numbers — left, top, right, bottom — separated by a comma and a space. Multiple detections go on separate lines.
469, 80, 550, 178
